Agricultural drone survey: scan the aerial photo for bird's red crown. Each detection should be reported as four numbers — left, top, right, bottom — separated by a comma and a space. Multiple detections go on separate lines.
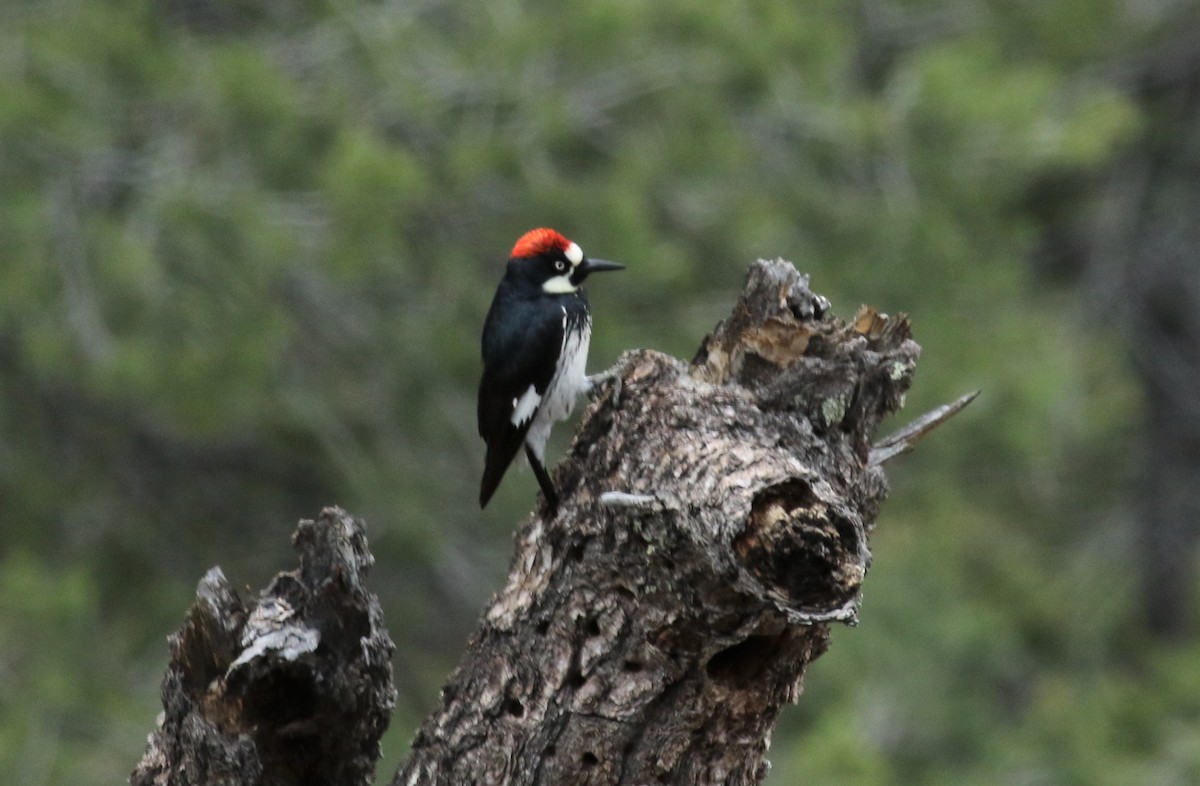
511, 228, 571, 260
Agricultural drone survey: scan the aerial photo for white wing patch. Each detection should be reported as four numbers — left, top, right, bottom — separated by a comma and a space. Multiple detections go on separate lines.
511, 384, 541, 427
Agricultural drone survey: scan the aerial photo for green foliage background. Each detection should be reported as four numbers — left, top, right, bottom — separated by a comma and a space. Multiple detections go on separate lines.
1, 1, 1197, 783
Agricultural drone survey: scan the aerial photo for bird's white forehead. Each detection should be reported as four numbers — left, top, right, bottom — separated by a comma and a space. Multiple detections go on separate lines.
565, 242, 583, 266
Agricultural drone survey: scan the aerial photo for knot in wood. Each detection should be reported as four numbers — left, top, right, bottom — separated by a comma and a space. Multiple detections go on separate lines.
735, 479, 868, 624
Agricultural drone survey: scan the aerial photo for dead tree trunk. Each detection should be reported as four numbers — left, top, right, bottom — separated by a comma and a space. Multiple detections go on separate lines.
397, 259, 918, 785
134, 258, 942, 786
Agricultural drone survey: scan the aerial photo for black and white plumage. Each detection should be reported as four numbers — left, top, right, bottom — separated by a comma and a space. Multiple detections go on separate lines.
478, 228, 623, 513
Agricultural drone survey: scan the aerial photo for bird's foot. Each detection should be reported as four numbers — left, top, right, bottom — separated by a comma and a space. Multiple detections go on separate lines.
586, 366, 624, 406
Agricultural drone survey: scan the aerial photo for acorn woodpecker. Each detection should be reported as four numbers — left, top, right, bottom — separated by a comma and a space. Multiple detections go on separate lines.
478, 228, 624, 513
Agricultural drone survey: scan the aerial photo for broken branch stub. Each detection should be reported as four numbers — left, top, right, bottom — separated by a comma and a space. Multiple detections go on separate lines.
397, 259, 922, 785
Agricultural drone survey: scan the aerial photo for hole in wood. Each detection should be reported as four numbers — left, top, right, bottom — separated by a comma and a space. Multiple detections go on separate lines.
736, 478, 863, 611
705, 635, 782, 690
584, 617, 601, 637
622, 660, 643, 673
535, 620, 550, 636
581, 752, 599, 768
241, 664, 318, 727
504, 698, 524, 717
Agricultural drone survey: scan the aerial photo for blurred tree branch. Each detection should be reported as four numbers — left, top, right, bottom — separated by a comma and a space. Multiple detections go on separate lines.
1030, 13, 1200, 639
1120, 28, 1200, 639
133, 259, 968, 785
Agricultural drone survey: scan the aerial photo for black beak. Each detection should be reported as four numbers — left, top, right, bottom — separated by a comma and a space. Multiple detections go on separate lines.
582, 258, 625, 274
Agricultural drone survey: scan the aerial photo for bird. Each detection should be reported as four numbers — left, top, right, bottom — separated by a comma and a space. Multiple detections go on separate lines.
477, 228, 624, 513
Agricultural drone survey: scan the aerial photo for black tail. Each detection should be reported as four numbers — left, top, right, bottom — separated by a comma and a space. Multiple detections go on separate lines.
479, 437, 560, 515
475, 429, 523, 511
479, 437, 520, 508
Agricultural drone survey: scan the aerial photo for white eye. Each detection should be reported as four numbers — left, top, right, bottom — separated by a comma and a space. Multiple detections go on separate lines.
554, 260, 566, 272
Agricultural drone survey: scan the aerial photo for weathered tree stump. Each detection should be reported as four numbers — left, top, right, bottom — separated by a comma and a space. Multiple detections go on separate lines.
397, 259, 922, 785
132, 508, 395, 786
134, 258, 954, 786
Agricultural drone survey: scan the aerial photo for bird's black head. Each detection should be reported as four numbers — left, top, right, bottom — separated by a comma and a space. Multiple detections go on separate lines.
507, 228, 624, 294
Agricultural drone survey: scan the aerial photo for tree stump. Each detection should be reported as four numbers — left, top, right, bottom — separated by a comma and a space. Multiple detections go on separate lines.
132, 508, 395, 786
134, 258, 943, 786
397, 259, 920, 785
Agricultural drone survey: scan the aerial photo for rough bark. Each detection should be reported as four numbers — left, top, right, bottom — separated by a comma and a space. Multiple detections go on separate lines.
397, 259, 920, 785
131, 507, 396, 786
134, 258, 933, 786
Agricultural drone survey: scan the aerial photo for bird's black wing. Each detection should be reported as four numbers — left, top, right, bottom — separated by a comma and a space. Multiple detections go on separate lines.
477, 296, 565, 507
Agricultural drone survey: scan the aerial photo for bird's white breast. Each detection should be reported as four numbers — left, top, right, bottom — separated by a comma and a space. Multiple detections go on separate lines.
524, 306, 592, 462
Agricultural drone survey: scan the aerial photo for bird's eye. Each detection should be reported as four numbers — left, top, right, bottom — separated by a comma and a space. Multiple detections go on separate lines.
554, 260, 566, 272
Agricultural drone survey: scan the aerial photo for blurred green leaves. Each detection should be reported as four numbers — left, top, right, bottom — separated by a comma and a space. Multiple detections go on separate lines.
0, 551, 155, 786
0, 0, 1192, 783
